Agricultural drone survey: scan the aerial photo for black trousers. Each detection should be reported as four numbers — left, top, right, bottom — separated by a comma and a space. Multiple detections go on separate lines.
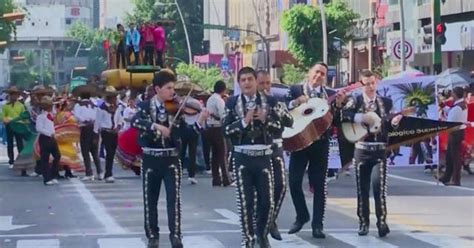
144, 42, 154, 65
201, 132, 211, 171
289, 139, 329, 229
39, 135, 60, 183
156, 50, 164, 68
116, 45, 127, 69
232, 152, 274, 245
179, 125, 198, 178
127, 46, 140, 65
271, 146, 286, 226
6, 123, 23, 165
142, 154, 182, 240
441, 130, 465, 184
101, 131, 118, 178
353, 147, 388, 226
205, 127, 231, 185
80, 125, 101, 176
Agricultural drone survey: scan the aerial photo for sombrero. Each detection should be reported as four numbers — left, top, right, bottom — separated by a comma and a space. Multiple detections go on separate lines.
102, 86, 119, 97
32, 85, 55, 96
3, 86, 21, 94
71, 84, 100, 98
39, 96, 53, 109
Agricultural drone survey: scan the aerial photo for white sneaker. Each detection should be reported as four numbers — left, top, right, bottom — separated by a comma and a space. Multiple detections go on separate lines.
105, 176, 115, 183
424, 168, 432, 174
327, 176, 337, 183
44, 180, 56, 185
28, 172, 39, 177
81, 176, 95, 181
98, 172, 105, 180
51, 179, 59, 184
9, 164, 14, 169
188, 177, 198, 185
204, 170, 212, 175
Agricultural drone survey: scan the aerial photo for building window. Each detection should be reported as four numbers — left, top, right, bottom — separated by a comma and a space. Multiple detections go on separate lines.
65, 18, 72, 25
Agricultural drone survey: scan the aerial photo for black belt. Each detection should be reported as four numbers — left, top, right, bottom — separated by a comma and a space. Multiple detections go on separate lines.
143, 149, 178, 157
101, 128, 118, 133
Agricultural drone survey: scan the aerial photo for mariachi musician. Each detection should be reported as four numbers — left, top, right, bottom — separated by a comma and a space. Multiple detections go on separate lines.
256, 70, 293, 240
132, 69, 207, 248
224, 67, 282, 248
285, 62, 346, 239
341, 69, 402, 237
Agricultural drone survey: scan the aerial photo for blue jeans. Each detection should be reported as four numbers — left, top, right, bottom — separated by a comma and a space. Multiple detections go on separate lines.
0, 123, 6, 145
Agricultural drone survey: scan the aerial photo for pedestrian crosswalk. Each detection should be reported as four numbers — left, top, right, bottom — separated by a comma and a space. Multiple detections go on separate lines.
3, 231, 473, 248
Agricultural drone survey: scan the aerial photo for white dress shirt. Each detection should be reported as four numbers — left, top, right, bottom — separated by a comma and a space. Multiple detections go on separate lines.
241, 94, 257, 128
73, 100, 97, 126
36, 111, 55, 137
94, 103, 121, 133
206, 93, 225, 126
121, 106, 137, 131
448, 99, 468, 129
288, 83, 322, 109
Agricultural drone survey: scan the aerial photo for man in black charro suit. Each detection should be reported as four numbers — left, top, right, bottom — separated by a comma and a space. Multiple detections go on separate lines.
285, 62, 345, 239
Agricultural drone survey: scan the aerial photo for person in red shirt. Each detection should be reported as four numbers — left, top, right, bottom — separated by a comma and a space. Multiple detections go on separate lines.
153, 22, 166, 68
143, 23, 155, 66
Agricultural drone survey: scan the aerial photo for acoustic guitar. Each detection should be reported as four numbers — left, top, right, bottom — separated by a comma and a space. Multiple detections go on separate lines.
282, 82, 364, 152
342, 107, 415, 143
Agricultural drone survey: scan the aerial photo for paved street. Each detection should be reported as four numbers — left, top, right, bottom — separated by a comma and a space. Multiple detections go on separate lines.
0, 147, 473, 247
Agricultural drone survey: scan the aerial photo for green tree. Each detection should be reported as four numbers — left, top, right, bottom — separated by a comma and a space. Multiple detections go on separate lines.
126, 0, 204, 65
10, 50, 53, 88
281, 1, 359, 69
67, 22, 117, 76
0, 0, 17, 53
281, 64, 305, 85
175, 63, 222, 91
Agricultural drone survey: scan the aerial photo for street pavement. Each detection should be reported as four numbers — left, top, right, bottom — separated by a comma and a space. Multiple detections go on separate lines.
0, 145, 473, 247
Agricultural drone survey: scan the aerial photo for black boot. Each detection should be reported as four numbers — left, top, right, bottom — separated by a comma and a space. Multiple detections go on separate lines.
288, 219, 308, 234
269, 222, 282, 241
257, 235, 271, 248
147, 238, 159, 248
312, 228, 326, 239
358, 224, 369, 236
377, 223, 390, 238
170, 236, 183, 248
464, 164, 473, 175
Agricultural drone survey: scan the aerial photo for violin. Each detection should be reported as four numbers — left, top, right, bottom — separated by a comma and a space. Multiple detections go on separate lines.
165, 96, 220, 120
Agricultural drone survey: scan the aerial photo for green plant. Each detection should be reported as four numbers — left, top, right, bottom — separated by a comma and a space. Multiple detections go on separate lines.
281, 64, 305, 85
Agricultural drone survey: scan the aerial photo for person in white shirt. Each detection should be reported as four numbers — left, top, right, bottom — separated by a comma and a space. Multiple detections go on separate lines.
438, 86, 468, 186
121, 98, 137, 131
179, 97, 202, 185
95, 86, 121, 183
36, 96, 61, 185
204, 81, 232, 186
73, 90, 102, 181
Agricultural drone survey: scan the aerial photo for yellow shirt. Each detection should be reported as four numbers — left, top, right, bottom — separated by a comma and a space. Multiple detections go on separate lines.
1, 101, 25, 122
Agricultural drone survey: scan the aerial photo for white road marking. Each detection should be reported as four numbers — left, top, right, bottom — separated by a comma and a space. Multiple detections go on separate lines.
208, 209, 240, 225
388, 174, 474, 192
0, 216, 35, 231
183, 235, 225, 248
97, 238, 146, 248
270, 234, 319, 247
17, 239, 59, 248
330, 233, 398, 248
69, 178, 127, 234
406, 232, 474, 248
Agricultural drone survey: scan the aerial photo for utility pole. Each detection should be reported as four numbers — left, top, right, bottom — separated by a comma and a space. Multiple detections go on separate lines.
399, 0, 406, 71
432, 0, 442, 74
319, 0, 328, 64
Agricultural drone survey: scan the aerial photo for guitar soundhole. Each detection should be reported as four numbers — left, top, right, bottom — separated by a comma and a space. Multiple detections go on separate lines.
303, 108, 313, 116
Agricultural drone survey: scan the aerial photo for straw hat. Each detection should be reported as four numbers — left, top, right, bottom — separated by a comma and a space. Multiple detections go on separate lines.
71, 84, 99, 98
32, 85, 55, 96
3, 86, 21, 95
102, 86, 119, 97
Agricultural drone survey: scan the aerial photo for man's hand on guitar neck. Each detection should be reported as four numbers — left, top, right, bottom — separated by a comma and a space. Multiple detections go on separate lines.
335, 91, 347, 108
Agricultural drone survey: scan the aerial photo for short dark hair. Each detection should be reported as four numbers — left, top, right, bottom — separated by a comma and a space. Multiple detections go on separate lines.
256, 70, 269, 76
80, 92, 91, 99
237, 67, 257, 82
314, 62, 328, 70
359, 69, 374, 78
153, 69, 177, 87
452, 86, 465, 99
117, 23, 123, 29
214, 80, 226, 93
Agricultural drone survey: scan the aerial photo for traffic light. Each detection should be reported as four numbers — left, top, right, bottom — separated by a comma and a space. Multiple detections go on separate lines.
435, 22, 447, 45
422, 24, 432, 45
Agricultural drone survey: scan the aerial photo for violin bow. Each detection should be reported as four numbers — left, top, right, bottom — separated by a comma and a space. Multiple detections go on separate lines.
170, 84, 195, 126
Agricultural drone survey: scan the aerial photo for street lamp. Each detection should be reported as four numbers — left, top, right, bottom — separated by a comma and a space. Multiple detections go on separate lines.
155, 0, 193, 64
